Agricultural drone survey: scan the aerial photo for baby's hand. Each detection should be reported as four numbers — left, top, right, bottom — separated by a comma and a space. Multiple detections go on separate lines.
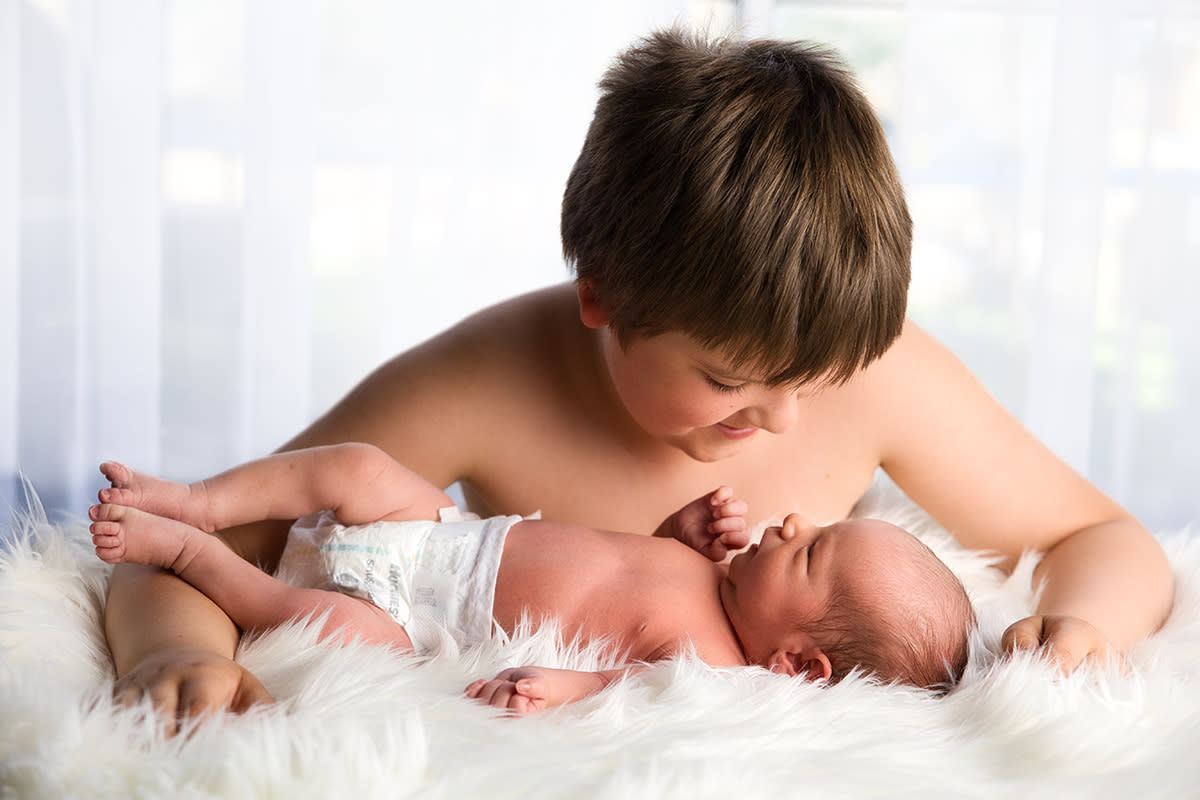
655, 486, 748, 561
1002, 614, 1124, 673
465, 666, 607, 715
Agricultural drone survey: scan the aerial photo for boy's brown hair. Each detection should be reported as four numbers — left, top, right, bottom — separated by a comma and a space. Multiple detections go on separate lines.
562, 28, 912, 385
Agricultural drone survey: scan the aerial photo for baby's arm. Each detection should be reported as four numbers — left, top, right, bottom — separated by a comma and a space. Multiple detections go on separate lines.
652, 486, 748, 561
465, 665, 649, 715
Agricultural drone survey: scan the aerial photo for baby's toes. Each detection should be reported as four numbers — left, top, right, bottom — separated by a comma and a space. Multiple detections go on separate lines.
93, 543, 126, 564
98, 487, 137, 506
98, 460, 133, 488
90, 522, 125, 560
90, 519, 121, 540
89, 503, 125, 522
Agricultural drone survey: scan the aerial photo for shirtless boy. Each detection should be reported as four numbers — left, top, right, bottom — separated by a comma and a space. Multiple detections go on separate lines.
89, 444, 974, 710
103, 29, 1172, 727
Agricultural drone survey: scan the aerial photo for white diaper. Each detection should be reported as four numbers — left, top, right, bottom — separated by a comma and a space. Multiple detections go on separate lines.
277, 508, 523, 654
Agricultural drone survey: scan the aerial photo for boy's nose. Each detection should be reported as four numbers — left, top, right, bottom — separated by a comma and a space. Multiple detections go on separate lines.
749, 389, 798, 434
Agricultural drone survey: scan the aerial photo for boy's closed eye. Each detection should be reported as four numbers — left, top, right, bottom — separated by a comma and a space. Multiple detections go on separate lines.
704, 375, 747, 393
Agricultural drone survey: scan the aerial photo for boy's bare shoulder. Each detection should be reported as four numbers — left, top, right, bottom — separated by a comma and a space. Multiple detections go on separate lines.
850, 319, 972, 411
413, 283, 581, 378
294, 284, 583, 489
863, 318, 950, 375
366, 283, 578, 385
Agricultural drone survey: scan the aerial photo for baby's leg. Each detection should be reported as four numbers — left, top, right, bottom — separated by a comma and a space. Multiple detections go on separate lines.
89, 503, 412, 649
90, 501, 216, 570
97, 460, 213, 529
98, 443, 454, 534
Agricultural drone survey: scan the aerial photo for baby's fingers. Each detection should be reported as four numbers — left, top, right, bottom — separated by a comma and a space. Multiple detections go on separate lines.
706, 517, 748, 558
711, 495, 747, 520
466, 678, 514, 708
717, 529, 750, 552
707, 486, 734, 506
708, 516, 746, 536
513, 677, 547, 701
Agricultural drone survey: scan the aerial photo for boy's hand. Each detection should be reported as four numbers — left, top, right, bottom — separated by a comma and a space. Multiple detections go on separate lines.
113, 647, 273, 735
1002, 614, 1123, 673
655, 486, 749, 561
465, 666, 609, 715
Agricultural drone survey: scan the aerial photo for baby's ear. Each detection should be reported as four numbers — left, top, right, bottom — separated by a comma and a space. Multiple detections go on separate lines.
767, 648, 832, 682
576, 281, 611, 329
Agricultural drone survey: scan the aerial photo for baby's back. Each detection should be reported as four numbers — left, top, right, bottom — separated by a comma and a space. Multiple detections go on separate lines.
493, 520, 743, 665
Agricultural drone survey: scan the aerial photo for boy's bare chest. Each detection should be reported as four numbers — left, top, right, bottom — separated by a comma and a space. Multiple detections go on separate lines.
465, 408, 878, 534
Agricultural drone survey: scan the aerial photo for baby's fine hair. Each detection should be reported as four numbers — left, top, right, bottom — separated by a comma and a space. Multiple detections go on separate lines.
814, 533, 975, 693
562, 27, 912, 385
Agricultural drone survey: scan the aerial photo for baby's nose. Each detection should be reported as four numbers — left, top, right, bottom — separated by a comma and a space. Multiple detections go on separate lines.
780, 513, 818, 542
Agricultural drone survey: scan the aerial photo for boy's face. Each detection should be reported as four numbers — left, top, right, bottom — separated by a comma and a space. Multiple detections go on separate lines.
720, 515, 921, 671
598, 329, 809, 462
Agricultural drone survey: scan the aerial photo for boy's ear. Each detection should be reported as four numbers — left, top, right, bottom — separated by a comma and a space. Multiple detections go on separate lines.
576, 281, 611, 329
767, 647, 833, 682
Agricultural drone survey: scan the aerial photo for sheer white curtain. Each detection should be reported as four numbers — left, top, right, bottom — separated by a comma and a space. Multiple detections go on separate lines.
752, 0, 1200, 532
3, 0, 1198, 534
1, 0, 735, 521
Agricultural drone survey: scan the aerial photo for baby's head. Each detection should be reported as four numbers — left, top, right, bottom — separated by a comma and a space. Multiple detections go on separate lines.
721, 516, 974, 692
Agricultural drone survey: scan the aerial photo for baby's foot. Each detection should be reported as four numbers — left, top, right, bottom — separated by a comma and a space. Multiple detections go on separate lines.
89, 502, 207, 572
97, 461, 213, 531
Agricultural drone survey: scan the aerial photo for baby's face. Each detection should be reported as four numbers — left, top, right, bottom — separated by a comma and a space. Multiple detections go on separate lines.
720, 515, 920, 667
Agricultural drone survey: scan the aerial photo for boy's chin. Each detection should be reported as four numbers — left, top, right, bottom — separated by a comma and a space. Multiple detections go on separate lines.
665, 432, 748, 463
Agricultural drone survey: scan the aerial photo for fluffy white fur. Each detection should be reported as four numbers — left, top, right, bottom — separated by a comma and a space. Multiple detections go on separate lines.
2, 482, 1198, 799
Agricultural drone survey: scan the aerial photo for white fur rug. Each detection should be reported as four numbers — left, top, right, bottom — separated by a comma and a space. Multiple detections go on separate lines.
2, 483, 1199, 800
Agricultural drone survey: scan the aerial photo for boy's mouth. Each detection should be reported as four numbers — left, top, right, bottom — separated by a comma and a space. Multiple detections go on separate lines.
714, 423, 757, 440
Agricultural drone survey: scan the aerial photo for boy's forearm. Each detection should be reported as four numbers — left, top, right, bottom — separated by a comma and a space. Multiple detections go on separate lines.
1034, 518, 1174, 650
105, 563, 239, 676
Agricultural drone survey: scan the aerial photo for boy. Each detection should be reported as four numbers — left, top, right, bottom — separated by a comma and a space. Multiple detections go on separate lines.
89, 443, 974, 710
102, 29, 1172, 729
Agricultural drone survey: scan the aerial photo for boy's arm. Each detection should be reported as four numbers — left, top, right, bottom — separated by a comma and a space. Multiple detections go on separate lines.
465, 664, 649, 715
104, 561, 272, 734
1000, 519, 1167, 670
872, 322, 1173, 669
